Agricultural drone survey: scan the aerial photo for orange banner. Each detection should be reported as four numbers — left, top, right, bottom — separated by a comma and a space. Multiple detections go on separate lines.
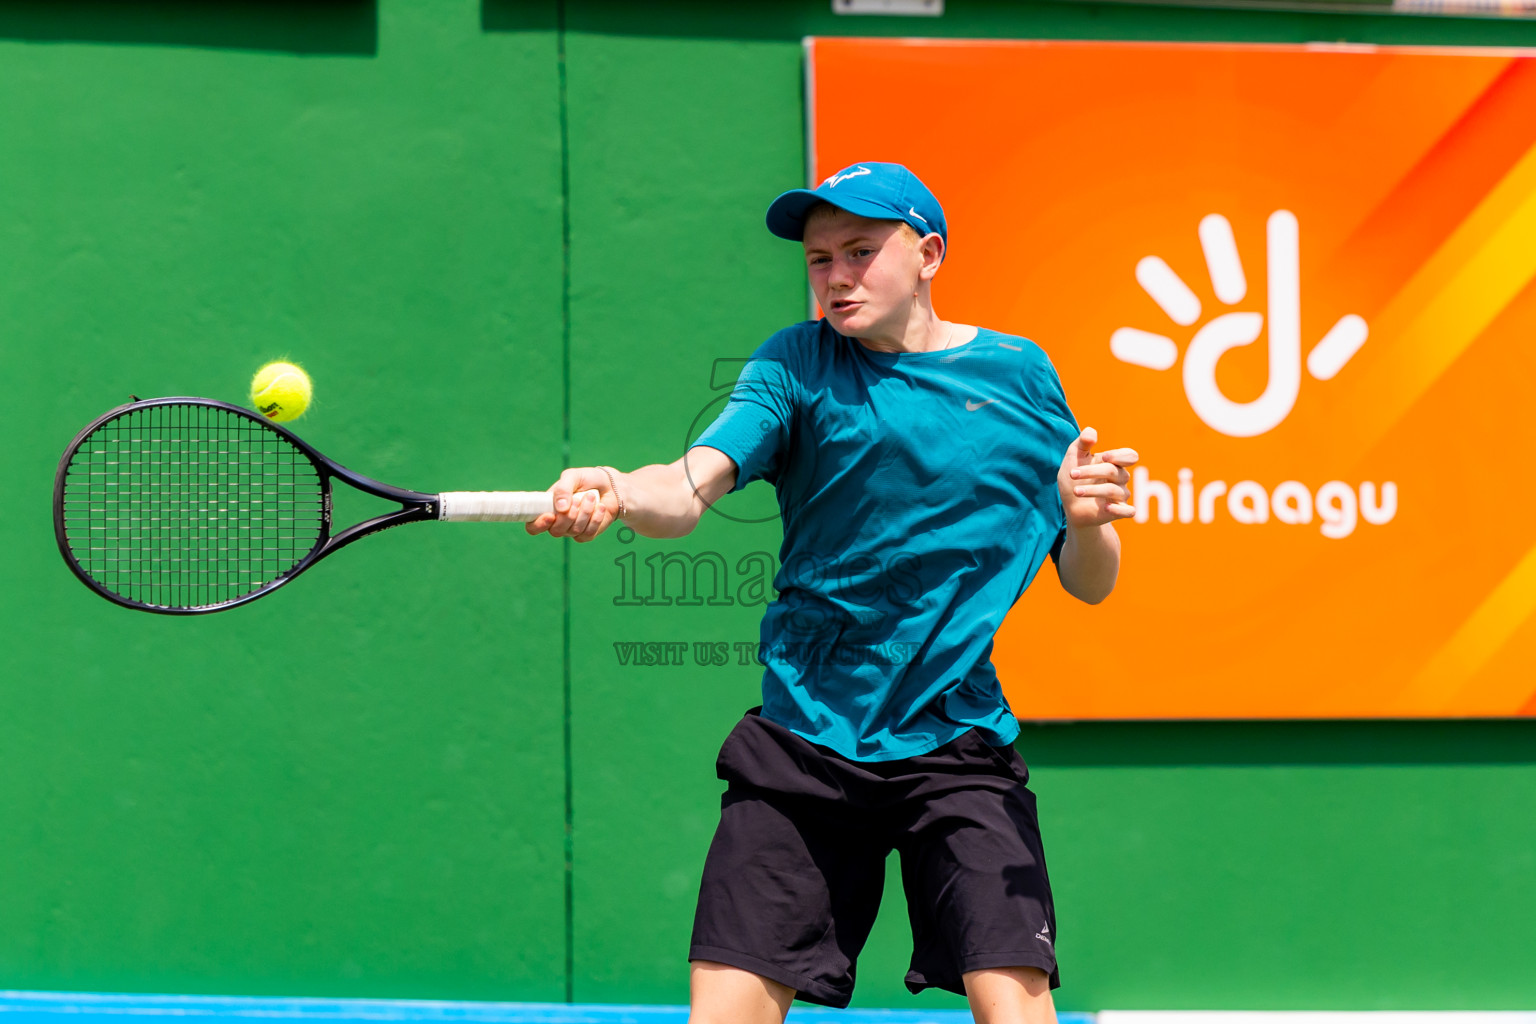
808, 38, 1536, 718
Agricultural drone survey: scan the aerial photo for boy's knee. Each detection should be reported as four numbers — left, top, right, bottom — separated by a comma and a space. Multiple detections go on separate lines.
963, 965, 1056, 1024
688, 960, 794, 1024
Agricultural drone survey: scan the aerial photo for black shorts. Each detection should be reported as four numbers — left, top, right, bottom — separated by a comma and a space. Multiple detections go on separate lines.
688, 708, 1058, 1008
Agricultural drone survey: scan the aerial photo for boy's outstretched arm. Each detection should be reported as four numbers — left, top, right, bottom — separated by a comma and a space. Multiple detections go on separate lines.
525, 445, 738, 542
1055, 426, 1138, 605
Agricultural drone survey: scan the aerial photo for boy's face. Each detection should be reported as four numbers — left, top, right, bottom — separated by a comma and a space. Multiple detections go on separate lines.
802, 208, 940, 338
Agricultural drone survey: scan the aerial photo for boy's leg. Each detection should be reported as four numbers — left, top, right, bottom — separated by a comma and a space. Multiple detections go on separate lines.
898, 731, 1061, 998
687, 960, 795, 1024
689, 711, 890, 1008
963, 966, 1057, 1024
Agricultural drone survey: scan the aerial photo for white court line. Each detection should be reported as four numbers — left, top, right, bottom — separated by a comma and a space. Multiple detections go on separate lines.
1102, 1015, 1536, 1024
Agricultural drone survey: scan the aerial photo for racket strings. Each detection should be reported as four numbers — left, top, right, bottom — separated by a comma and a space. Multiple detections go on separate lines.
60, 403, 325, 610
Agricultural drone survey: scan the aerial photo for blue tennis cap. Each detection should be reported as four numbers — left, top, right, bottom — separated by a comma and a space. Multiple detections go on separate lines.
766, 161, 947, 248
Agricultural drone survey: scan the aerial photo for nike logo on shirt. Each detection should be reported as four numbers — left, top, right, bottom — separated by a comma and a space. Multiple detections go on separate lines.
965, 399, 998, 411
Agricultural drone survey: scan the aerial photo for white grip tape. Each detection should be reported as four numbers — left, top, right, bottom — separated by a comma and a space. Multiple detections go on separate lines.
437, 489, 603, 522
438, 491, 552, 522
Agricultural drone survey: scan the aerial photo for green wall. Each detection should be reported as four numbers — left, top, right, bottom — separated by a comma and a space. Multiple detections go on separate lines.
2, 0, 569, 1001
4, 0, 1535, 1011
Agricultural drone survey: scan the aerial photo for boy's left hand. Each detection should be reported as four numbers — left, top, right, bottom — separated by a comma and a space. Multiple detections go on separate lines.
1058, 426, 1138, 528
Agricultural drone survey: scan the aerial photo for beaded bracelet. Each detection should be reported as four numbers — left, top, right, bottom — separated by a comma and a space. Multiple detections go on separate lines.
598, 466, 626, 520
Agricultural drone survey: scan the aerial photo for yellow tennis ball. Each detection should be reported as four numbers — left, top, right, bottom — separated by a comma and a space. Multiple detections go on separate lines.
251, 361, 312, 423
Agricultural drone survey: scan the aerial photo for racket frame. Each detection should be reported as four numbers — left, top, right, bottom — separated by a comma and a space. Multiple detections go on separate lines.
53, 396, 441, 615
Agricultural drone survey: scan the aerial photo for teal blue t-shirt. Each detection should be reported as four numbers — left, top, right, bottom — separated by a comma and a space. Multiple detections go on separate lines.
690, 319, 1080, 761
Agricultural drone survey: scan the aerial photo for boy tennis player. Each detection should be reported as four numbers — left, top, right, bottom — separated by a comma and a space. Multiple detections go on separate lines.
527, 162, 1136, 1024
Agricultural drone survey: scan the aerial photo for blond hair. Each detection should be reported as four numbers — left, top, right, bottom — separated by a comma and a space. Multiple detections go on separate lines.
804, 201, 923, 246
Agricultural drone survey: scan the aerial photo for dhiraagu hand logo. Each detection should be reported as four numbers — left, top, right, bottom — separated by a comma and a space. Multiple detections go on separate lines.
1111, 210, 1393, 538
1111, 210, 1369, 437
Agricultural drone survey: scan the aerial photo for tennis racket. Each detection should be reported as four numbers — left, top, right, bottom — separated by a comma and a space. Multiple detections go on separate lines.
53, 397, 581, 615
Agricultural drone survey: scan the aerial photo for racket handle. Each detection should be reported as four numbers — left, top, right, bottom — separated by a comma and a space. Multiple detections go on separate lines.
437, 489, 602, 523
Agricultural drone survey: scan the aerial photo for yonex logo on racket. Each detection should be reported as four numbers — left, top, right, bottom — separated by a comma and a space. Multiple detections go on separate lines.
1110, 210, 1369, 438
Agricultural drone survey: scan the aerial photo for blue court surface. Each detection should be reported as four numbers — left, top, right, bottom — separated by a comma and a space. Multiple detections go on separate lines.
0, 992, 1097, 1024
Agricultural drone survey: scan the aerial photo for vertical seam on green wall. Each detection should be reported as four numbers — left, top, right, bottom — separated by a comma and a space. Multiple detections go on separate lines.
556, 0, 575, 1006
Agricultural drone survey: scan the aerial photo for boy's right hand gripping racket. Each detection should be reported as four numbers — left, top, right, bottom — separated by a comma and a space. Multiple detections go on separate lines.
53, 397, 589, 615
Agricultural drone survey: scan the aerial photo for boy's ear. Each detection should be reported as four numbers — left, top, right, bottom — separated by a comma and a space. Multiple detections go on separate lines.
918, 233, 945, 279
